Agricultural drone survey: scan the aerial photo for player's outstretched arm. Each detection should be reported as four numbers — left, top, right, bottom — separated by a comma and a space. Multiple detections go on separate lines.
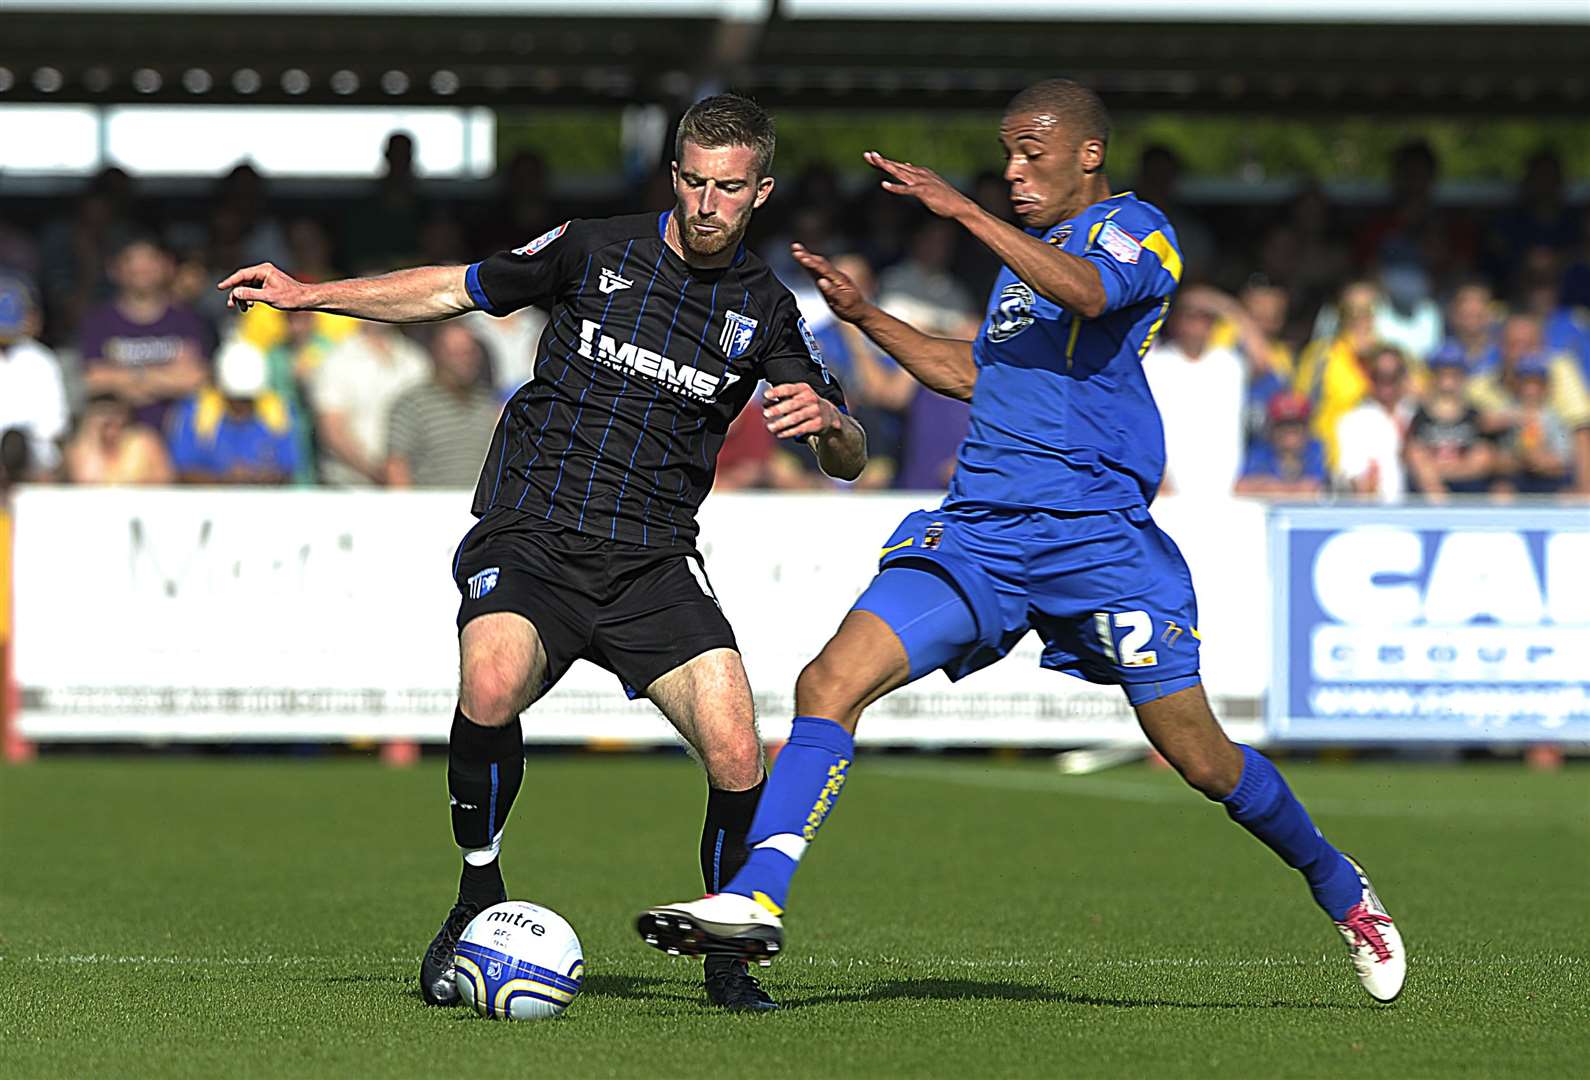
864, 151, 1108, 319
216, 263, 476, 324
791, 243, 976, 401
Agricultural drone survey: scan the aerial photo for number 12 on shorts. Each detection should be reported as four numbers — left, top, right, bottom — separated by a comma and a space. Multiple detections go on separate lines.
1094, 610, 1158, 668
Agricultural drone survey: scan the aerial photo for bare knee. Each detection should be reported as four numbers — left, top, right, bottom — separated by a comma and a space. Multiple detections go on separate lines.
458, 614, 542, 727
1166, 741, 1243, 800
1134, 684, 1243, 800
459, 657, 528, 727
795, 613, 911, 730
794, 649, 876, 732
700, 724, 764, 791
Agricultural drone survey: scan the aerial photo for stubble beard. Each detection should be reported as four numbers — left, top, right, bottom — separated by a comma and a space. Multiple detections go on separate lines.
678, 209, 749, 260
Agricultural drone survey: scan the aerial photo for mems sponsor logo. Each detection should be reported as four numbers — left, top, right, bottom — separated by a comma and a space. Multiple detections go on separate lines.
577, 319, 740, 402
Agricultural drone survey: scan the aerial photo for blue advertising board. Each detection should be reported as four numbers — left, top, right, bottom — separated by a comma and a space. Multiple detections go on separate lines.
1269, 504, 1590, 743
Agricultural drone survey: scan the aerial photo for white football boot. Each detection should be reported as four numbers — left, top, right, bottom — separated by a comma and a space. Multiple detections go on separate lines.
1334, 855, 1406, 1002
636, 892, 785, 967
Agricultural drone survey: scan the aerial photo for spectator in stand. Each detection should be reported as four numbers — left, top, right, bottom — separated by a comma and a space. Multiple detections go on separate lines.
63, 391, 173, 485
1334, 345, 1413, 502
1193, 278, 1293, 450
308, 321, 429, 486
480, 150, 555, 257
385, 323, 500, 488
1404, 344, 1496, 501
226, 217, 359, 358
1134, 145, 1215, 282
876, 218, 976, 336
801, 254, 916, 489
263, 310, 333, 485
1486, 149, 1578, 279
1143, 295, 1246, 499
1469, 313, 1590, 492
1256, 184, 1350, 324
1442, 278, 1499, 367
894, 386, 972, 492
1296, 280, 1385, 470
78, 234, 210, 434
1494, 354, 1577, 495
461, 302, 547, 397
1373, 258, 1443, 361
714, 405, 780, 491
1235, 391, 1327, 497
208, 163, 290, 273
0, 176, 40, 281
418, 210, 471, 268
850, 182, 913, 274
166, 339, 301, 485
0, 275, 69, 480
1356, 139, 1476, 286
1512, 246, 1590, 378
342, 132, 425, 272
1562, 207, 1590, 311
37, 167, 136, 347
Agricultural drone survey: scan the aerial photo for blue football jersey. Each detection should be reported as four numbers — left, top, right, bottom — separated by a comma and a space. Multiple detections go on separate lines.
948, 192, 1183, 512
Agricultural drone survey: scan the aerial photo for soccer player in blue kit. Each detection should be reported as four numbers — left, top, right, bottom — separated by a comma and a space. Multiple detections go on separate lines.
638, 79, 1406, 1003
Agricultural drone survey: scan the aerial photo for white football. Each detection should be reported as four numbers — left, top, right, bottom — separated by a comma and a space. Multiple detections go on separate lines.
453, 900, 584, 1020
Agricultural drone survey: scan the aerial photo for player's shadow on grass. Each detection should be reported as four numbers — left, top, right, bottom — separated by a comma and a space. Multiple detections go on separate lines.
783, 978, 1368, 1011
579, 972, 695, 1002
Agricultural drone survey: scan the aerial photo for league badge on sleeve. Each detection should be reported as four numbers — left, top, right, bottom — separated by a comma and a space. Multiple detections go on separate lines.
1096, 220, 1143, 265
720, 310, 759, 359
512, 221, 569, 257
796, 316, 832, 382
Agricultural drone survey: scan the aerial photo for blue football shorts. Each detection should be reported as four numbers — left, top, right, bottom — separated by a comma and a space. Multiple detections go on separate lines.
853, 504, 1202, 706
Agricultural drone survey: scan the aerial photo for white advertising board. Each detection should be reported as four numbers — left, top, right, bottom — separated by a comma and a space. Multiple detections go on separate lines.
1269, 504, 1590, 743
11, 488, 1267, 746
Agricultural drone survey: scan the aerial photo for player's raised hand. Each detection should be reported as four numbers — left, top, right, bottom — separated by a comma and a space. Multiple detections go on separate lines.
864, 150, 974, 220
791, 243, 870, 323
216, 262, 311, 313
763, 381, 842, 442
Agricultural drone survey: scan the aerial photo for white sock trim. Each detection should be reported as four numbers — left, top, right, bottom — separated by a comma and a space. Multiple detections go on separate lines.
462, 831, 502, 867
755, 833, 809, 863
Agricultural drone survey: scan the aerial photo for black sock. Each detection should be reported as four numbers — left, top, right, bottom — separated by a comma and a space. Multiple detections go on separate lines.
700, 778, 765, 894
459, 858, 505, 909
447, 707, 524, 901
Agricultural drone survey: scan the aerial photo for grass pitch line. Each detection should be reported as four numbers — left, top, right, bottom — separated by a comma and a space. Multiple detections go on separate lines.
868, 760, 1590, 827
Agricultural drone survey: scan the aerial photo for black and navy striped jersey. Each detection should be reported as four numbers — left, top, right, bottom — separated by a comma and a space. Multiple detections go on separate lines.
464, 211, 847, 549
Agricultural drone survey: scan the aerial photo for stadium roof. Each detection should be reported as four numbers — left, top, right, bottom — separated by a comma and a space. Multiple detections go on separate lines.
1, 0, 1587, 113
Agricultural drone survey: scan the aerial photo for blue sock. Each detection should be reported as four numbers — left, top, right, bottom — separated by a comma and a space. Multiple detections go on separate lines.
723, 716, 854, 913
1221, 745, 1361, 920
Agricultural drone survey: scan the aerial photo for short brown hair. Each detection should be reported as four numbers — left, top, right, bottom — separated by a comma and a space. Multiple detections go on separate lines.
1005, 78, 1111, 152
675, 92, 776, 179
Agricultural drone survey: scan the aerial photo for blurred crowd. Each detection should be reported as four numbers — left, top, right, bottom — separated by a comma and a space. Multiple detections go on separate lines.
2, 132, 1587, 501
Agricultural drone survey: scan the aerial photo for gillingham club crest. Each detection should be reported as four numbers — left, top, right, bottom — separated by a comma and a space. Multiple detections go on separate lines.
720, 310, 758, 359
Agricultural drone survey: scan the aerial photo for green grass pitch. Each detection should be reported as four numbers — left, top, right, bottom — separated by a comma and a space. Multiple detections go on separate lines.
2, 754, 1586, 1078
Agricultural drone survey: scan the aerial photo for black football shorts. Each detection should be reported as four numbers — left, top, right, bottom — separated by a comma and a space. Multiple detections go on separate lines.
451, 507, 738, 698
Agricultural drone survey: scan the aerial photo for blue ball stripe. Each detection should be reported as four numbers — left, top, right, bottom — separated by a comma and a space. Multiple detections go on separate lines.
454, 941, 584, 994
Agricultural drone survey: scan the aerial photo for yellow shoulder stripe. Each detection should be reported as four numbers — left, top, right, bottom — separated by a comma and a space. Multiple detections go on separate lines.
879, 537, 915, 558
1141, 230, 1183, 283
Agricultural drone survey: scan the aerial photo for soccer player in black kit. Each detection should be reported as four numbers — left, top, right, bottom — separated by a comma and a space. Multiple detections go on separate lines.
218, 94, 867, 1011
